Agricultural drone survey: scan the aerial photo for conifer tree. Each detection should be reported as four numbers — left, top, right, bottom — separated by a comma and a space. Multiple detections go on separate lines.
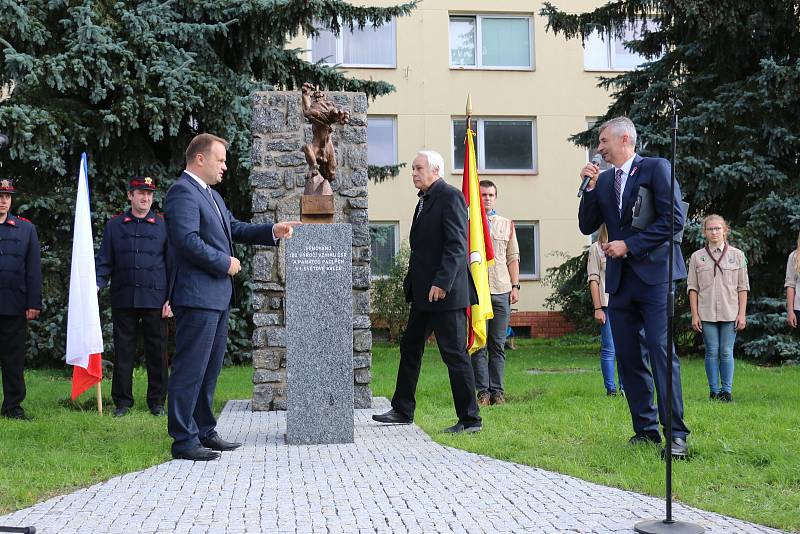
0, 0, 415, 365
541, 0, 800, 361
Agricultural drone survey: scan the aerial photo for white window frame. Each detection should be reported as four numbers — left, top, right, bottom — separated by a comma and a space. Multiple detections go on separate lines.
452, 117, 538, 174
448, 14, 534, 71
309, 18, 397, 69
369, 222, 400, 279
583, 19, 656, 72
515, 221, 540, 280
367, 116, 397, 166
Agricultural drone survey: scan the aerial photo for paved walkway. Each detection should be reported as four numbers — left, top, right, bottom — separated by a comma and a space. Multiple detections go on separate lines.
0, 398, 786, 533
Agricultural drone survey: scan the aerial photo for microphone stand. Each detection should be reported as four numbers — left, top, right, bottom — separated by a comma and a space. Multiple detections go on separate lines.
634, 100, 703, 534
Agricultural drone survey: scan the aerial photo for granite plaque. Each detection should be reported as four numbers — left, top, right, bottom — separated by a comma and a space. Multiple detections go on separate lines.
285, 224, 354, 444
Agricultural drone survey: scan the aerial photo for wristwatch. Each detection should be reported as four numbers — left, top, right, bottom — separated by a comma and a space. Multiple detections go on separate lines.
511, 284, 521, 290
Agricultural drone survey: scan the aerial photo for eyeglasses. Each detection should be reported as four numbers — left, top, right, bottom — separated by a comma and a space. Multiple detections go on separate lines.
705, 226, 724, 232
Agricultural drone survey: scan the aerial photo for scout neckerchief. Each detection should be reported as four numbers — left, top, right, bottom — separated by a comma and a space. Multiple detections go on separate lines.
704, 243, 729, 277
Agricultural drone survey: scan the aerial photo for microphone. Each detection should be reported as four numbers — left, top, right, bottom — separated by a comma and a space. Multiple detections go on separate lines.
577, 154, 603, 197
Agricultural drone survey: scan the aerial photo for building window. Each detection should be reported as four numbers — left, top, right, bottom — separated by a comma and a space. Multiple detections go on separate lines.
586, 118, 613, 172
453, 118, 536, 172
583, 19, 656, 71
367, 116, 397, 166
515, 222, 539, 279
312, 19, 396, 68
369, 222, 399, 277
449, 15, 533, 69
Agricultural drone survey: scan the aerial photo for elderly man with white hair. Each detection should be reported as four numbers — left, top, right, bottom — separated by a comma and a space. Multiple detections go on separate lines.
372, 150, 482, 433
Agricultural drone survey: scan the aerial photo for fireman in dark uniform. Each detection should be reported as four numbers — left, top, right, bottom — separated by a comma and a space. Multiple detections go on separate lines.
0, 179, 41, 421
96, 176, 171, 417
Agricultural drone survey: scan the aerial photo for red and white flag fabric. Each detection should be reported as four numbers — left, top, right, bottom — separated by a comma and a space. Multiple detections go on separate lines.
66, 153, 103, 400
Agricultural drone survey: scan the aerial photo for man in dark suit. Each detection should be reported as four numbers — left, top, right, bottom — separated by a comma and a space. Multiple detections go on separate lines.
372, 150, 481, 433
578, 117, 690, 457
165, 133, 300, 461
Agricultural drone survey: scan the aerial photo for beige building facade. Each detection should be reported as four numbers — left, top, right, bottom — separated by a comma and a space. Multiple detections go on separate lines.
289, 0, 649, 336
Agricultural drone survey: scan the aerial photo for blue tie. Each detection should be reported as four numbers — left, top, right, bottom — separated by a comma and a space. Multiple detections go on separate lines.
614, 168, 623, 215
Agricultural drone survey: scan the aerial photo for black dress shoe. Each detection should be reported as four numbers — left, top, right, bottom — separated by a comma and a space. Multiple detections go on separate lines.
172, 446, 220, 461
628, 431, 662, 445
719, 392, 732, 402
442, 422, 482, 434
113, 406, 130, 418
662, 437, 689, 459
149, 405, 165, 416
1, 408, 32, 421
606, 389, 617, 396
200, 435, 242, 451
371, 409, 413, 424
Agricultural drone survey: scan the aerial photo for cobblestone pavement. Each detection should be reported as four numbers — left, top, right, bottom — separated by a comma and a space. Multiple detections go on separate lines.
0, 398, 786, 534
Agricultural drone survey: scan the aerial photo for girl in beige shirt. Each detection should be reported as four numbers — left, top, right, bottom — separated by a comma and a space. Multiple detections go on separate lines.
784, 232, 800, 328
687, 214, 749, 402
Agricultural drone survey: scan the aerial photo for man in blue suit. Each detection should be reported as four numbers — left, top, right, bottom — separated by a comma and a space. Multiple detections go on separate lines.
578, 117, 690, 457
165, 133, 300, 461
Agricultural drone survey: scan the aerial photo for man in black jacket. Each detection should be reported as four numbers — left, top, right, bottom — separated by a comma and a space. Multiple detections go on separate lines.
0, 179, 41, 421
96, 177, 171, 418
372, 150, 481, 433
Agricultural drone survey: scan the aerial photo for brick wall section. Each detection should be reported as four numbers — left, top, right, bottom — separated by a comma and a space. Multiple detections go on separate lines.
249, 90, 372, 411
509, 311, 574, 338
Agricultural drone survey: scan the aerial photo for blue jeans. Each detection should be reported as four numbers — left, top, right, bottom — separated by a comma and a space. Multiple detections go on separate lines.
599, 307, 619, 392
701, 321, 736, 394
471, 293, 510, 395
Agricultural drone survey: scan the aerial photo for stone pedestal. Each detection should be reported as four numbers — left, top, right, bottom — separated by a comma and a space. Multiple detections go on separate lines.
285, 224, 354, 444
250, 90, 372, 412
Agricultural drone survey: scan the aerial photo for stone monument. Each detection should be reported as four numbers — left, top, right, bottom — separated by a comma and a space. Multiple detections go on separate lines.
285, 224, 353, 444
249, 90, 372, 414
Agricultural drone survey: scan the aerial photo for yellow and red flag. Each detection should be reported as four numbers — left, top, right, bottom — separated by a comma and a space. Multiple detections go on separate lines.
461, 125, 495, 354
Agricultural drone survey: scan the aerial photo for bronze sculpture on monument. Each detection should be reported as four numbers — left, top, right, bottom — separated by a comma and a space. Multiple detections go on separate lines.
300, 83, 350, 223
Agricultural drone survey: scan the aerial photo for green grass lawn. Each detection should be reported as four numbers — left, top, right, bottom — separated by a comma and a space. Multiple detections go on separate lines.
372, 337, 800, 533
1, 340, 798, 532
0, 365, 253, 515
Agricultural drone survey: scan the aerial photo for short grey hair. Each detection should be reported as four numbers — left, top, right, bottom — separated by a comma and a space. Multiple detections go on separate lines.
416, 150, 445, 178
599, 117, 637, 148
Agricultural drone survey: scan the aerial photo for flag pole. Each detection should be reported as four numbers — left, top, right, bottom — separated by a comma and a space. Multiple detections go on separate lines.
466, 93, 473, 131
96, 382, 103, 415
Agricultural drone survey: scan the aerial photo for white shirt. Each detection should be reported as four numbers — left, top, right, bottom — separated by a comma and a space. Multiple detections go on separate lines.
614, 154, 637, 212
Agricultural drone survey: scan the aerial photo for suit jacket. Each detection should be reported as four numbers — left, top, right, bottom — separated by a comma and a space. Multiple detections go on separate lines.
403, 178, 473, 311
578, 154, 686, 294
165, 172, 276, 311
95, 209, 168, 309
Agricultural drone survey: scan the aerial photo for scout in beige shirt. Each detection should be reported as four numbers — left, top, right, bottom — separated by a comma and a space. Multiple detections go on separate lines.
784, 233, 800, 327
686, 215, 749, 401
470, 180, 520, 407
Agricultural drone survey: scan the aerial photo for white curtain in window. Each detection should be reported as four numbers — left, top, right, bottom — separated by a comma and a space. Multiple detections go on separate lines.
482, 18, 530, 67
583, 29, 609, 69
367, 118, 395, 166
344, 21, 394, 65
312, 28, 337, 64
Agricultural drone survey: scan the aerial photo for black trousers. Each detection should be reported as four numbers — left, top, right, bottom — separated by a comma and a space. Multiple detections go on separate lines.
392, 306, 481, 426
112, 308, 167, 410
0, 315, 27, 414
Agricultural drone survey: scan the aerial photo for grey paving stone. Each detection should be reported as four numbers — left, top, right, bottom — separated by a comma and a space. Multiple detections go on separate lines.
0, 398, 789, 534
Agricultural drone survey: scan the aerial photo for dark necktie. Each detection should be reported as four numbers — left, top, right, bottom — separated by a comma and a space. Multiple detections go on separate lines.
415, 197, 424, 221
614, 168, 624, 215
207, 187, 223, 223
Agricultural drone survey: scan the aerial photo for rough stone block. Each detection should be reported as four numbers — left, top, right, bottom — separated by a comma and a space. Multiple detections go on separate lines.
354, 368, 372, 384
352, 265, 370, 290
353, 290, 370, 315
349, 209, 368, 225
352, 225, 370, 246
348, 198, 368, 209
352, 246, 370, 264
252, 250, 274, 282
353, 315, 371, 329
353, 352, 371, 369
253, 369, 283, 384
354, 385, 372, 408
353, 330, 372, 352
253, 312, 280, 327
253, 349, 282, 370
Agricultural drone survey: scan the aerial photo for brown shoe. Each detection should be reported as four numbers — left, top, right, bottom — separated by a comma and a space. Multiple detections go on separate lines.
477, 391, 491, 407
490, 392, 506, 405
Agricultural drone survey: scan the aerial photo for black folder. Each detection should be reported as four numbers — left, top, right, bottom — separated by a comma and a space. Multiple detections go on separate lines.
632, 186, 689, 243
